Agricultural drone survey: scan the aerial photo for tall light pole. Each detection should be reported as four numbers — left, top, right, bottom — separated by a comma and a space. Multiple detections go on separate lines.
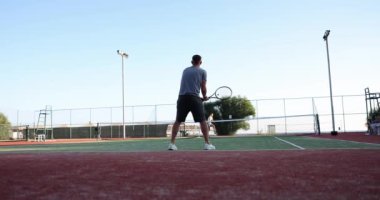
323, 30, 338, 136
117, 50, 128, 139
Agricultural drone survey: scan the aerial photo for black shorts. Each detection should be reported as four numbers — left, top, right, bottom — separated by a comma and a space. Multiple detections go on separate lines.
176, 95, 206, 123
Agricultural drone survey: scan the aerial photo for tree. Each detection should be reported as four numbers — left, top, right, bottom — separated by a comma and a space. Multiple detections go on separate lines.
204, 96, 255, 135
0, 112, 11, 140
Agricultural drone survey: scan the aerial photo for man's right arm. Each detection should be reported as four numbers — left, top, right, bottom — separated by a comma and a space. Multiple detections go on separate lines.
201, 80, 208, 100
201, 69, 208, 100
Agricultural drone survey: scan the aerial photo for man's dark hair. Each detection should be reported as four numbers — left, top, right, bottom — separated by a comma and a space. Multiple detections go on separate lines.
192, 55, 202, 64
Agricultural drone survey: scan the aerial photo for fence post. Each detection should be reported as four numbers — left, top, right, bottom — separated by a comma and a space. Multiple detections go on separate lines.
316, 114, 321, 135
132, 106, 135, 134
69, 109, 72, 139
110, 107, 113, 138
51, 109, 54, 139
256, 100, 259, 134
341, 96, 346, 132
89, 108, 92, 138
155, 105, 157, 125
283, 98, 287, 134
154, 105, 158, 138
25, 125, 29, 141
17, 110, 19, 127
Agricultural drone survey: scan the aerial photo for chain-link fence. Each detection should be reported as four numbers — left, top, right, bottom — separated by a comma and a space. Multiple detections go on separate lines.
3, 94, 367, 139
251, 94, 365, 133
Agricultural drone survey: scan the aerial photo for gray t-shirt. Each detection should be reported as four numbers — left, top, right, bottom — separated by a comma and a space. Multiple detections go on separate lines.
179, 66, 207, 96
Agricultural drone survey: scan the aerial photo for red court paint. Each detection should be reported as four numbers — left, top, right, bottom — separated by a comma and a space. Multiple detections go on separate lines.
0, 138, 127, 146
1, 150, 380, 200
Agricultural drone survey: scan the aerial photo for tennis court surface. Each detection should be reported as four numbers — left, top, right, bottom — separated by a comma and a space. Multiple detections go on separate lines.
1, 133, 380, 199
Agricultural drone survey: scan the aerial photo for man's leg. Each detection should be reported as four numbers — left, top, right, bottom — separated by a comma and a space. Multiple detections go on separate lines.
171, 121, 181, 144
200, 121, 210, 144
190, 96, 215, 149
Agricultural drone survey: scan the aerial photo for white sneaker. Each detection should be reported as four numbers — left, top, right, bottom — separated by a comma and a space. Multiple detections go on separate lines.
168, 143, 178, 151
204, 143, 216, 150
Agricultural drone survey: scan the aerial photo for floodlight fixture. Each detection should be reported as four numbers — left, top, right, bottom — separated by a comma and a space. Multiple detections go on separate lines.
323, 30, 330, 41
117, 50, 129, 57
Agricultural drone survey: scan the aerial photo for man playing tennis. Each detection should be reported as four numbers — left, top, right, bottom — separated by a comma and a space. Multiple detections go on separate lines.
207, 113, 216, 134
168, 55, 216, 150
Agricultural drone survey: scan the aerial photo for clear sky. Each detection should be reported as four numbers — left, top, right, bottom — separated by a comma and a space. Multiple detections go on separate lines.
1, 0, 379, 124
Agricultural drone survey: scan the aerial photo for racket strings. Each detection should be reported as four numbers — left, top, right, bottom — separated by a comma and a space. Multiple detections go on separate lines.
215, 87, 232, 99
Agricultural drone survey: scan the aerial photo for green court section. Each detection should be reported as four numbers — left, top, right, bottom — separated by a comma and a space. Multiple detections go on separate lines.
1, 136, 380, 153
205, 136, 295, 150
0, 139, 169, 153
276, 136, 380, 149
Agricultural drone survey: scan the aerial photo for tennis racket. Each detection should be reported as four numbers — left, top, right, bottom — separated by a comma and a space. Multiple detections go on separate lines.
207, 86, 232, 100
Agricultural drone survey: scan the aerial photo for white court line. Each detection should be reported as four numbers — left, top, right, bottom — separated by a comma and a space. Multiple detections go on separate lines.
274, 137, 305, 150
